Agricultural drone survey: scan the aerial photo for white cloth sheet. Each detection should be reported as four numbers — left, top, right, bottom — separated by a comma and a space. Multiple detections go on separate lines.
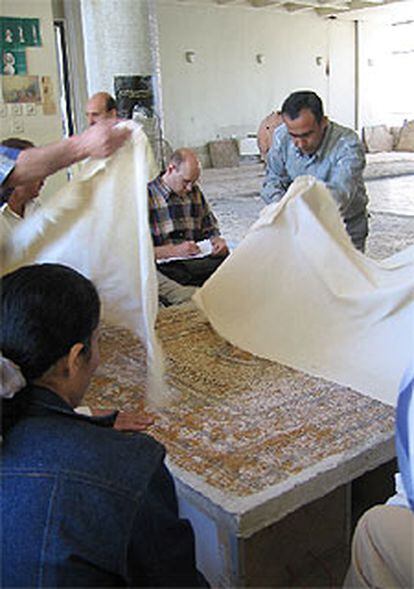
2, 122, 168, 406
194, 176, 414, 406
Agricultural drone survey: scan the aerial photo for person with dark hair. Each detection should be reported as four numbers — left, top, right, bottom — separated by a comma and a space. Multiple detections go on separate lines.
148, 148, 229, 303
0, 120, 130, 190
1, 263, 208, 588
86, 92, 118, 126
261, 90, 369, 251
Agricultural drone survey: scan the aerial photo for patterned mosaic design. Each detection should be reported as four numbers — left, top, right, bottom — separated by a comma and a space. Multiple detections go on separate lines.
85, 305, 395, 498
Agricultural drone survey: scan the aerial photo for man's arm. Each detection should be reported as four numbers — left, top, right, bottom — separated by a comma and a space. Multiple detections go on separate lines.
260, 132, 291, 205
4, 120, 130, 188
324, 134, 367, 215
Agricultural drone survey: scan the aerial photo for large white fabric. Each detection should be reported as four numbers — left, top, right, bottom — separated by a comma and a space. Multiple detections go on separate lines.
2, 123, 167, 406
194, 176, 414, 406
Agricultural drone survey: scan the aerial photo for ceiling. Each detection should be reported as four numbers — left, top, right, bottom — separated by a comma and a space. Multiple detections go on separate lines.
175, 0, 413, 19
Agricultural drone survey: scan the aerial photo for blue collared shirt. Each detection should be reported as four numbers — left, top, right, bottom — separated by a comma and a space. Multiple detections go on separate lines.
261, 121, 368, 221
0, 145, 19, 188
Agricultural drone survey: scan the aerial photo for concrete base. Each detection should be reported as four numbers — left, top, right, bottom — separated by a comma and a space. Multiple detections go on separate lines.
178, 459, 397, 587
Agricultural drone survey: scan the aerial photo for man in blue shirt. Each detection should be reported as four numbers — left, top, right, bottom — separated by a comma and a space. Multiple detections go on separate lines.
261, 91, 369, 251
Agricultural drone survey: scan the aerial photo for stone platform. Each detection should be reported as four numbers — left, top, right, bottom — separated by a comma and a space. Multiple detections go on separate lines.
85, 304, 395, 586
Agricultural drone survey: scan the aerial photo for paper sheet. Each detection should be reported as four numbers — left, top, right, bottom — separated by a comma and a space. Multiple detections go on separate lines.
156, 239, 213, 264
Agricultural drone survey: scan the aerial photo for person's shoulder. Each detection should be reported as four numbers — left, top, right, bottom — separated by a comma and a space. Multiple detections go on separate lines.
330, 121, 361, 144
8, 414, 166, 496
274, 122, 288, 140
269, 123, 289, 152
77, 426, 166, 498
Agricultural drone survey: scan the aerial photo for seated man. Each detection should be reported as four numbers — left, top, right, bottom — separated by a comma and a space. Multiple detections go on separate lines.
86, 91, 117, 127
261, 90, 369, 252
148, 148, 229, 289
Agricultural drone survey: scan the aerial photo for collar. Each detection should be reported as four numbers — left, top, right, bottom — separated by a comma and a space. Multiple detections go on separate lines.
158, 173, 174, 199
7, 385, 118, 428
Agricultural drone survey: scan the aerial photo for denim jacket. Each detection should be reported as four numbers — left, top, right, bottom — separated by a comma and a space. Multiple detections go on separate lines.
1, 385, 208, 587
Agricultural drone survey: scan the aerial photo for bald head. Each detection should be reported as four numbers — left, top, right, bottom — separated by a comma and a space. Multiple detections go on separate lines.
86, 92, 117, 126
163, 149, 201, 196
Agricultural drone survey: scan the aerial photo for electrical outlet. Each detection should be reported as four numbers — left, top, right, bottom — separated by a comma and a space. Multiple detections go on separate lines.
11, 118, 24, 133
24, 103, 37, 116
10, 104, 23, 116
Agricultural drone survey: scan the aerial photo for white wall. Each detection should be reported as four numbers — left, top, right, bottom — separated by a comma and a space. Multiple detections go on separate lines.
1, 0, 66, 197
80, 0, 152, 97
156, 1, 355, 148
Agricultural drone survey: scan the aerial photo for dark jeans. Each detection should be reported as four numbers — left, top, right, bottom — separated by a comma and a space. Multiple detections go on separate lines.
345, 212, 369, 252
157, 254, 228, 287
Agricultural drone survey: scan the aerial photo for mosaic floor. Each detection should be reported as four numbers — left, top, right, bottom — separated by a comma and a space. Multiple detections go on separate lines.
85, 304, 394, 499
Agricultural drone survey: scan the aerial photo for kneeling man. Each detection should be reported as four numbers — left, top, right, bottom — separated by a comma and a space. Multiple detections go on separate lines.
148, 148, 229, 290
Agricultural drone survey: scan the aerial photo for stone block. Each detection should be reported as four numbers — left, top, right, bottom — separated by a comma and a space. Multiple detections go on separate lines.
208, 139, 239, 168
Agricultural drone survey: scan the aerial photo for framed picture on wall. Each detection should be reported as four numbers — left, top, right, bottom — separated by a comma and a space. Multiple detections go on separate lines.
2, 75, 41, 103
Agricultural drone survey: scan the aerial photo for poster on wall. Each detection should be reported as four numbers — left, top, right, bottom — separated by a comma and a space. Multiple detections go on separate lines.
41, 75, 57, 115
2, 75, 41, 103
0, 17, 41, 49
2, 48, 27, 75
114, 75, 154, 119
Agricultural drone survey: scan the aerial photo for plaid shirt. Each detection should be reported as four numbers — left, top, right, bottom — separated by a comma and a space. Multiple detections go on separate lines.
148, 174, 221, 246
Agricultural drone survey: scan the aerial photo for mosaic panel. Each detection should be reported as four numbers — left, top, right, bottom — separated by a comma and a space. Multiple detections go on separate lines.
85, 305, 395, 497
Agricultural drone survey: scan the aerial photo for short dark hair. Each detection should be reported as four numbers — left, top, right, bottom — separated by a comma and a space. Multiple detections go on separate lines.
106, 94, 117, 112
1, 264, 100, 381
1, 138, 36, 204
1, 137, 35, 150
281, 91, 324, 124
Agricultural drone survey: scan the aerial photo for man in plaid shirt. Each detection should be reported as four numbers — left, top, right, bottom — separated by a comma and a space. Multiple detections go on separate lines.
148, 148, 229, 289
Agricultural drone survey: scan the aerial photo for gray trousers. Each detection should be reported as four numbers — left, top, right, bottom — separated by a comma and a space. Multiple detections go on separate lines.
345, 212, 369, 252
157, 271, 196, 307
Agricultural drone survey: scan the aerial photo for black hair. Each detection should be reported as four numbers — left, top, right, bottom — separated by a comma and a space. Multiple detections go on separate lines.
1, 137, 35, 150
281, 91, 324, 124
1, 263, 100, 381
